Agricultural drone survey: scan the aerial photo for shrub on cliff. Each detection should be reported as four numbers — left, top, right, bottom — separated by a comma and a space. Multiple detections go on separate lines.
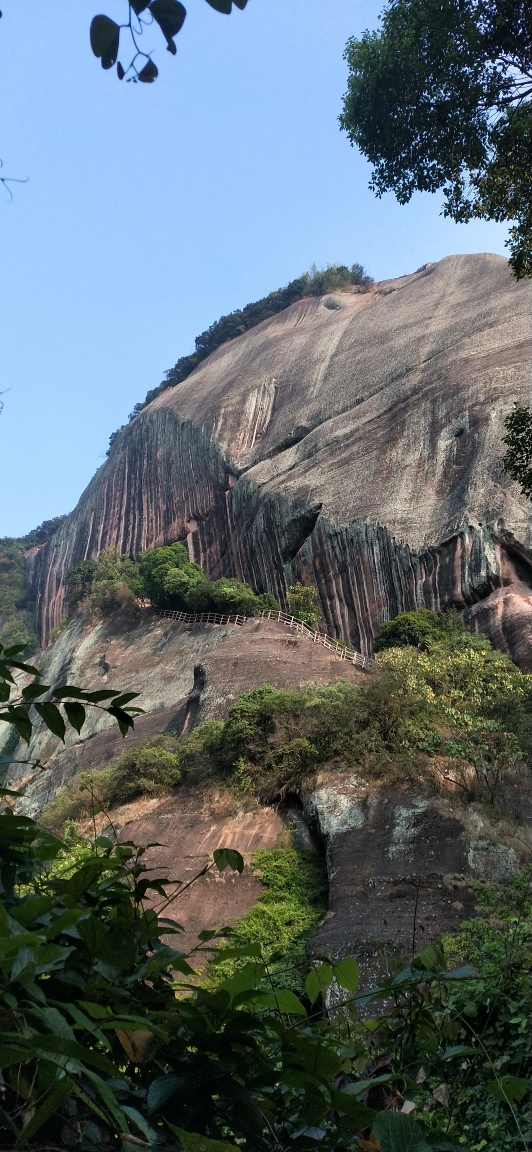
65, 547, 143, 617
286, 581, 319, 628
137, 541, 280, 616
43, 734, 182, 830
374, 606, 468, 651
175, 636, 532, 804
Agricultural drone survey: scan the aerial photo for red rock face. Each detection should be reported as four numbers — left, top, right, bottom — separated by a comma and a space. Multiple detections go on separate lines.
31, 254, 532, 662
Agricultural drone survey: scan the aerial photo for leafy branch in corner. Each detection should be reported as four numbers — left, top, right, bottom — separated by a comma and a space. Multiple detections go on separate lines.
0, 641, 144, 776
90, 0, 249, 84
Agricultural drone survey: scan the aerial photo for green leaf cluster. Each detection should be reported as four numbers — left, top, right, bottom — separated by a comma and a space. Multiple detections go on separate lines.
502, 404, 532, 500
2, 795, 532, 1150
286, 582, 319, 629
64, 542, 279, 620
0, 641, 143, 751
0, 519, 65, 659
137, 542, 279, 615
90, 1, 247, 85
203, 847, 328, 996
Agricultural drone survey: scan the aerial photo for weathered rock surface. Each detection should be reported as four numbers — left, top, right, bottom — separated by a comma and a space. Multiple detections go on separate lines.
30, 254, 532, 665
5, 612, 365, 817
86, 790, 287, 958
305, 772, 531, 981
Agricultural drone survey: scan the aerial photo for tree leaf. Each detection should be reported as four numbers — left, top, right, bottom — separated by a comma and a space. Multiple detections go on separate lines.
486, 1074, 529, 1103
107, 706, 135, 735
146, 1073, 183, 1115
150, 0, 186, 53
115, 1028, 157, 1064
331, 1090, 376, 1129
64, 701, 86, 734
204, 0, 232, 12
34, 702, 66, 741
90, 15, 120, 69
0, 706, 32, 743
16, 1075, 74, 1147
7, 659, 40, 675
334, 956, 360, 992
213, 847, 244, 873
109, 692, 140, 707
442, 1045, 476, 1060
21, 682, 50, 700
117, 61, 125, 79
305, 963, 333, 1004
372, 1111, 432, 1152
137, 58, 159, 82
249, 989, 306, 1015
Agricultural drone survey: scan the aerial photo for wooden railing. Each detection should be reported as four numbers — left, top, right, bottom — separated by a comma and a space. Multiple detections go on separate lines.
154, 606, 376, 670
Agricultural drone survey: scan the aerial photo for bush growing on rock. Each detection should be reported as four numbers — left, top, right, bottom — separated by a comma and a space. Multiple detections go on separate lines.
374, 606, 466, 651
43, 734, 182, 830
286, 581, 319, 628
175, 632, 532, 804
66, 542, 280, 618
65, 547, 143, 617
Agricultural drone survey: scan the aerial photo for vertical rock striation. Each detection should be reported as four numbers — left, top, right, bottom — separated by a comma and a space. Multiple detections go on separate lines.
32, 254, 532, 664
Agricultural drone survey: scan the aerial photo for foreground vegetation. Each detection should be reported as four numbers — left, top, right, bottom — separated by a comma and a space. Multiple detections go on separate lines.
1, 802, 531, 1151
2, 614, 532, 1150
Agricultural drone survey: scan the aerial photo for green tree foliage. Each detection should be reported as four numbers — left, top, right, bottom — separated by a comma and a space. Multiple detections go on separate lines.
65, 547, 144, 617
503, 404, 532, 499
0, 518, 66, 654
3, 801, 532, 1150
339, 0, 532, 277
137, 542, 279, 615
205, 847, 328, 998
175, 621, 532, 802
0, 640, 143, 749
122, 263, 373, 427
286, 582, 319, 628
65, 543, 279, 619
374, 607, 465, 652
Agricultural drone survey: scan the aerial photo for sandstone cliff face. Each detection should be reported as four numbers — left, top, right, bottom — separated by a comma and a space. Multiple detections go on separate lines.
304, 772, 529, 982
5, 613, 365, 817
31, 254, 532, 664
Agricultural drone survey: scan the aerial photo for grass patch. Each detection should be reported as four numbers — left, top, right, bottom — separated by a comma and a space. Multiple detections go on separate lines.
204, 846, 328, 997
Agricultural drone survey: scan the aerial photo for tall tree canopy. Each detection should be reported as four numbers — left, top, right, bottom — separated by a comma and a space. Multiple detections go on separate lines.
339, 0, 532, 277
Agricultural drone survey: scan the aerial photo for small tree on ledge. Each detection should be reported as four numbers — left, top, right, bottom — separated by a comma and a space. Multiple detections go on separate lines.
287, 582, 319, 629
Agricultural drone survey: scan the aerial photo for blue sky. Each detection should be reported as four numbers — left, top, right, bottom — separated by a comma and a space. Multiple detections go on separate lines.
0, 0, 509, 537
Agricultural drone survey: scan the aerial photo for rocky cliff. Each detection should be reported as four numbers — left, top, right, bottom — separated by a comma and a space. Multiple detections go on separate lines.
31, 253, 532, 663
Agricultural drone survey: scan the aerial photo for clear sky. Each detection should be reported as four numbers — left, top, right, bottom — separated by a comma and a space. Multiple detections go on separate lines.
0, 0, 510, 537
